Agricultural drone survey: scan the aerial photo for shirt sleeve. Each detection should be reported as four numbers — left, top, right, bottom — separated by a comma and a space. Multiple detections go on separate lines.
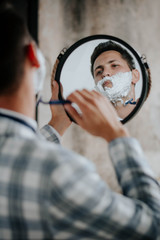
48, 137, 160, 240
39, 124, 61, 144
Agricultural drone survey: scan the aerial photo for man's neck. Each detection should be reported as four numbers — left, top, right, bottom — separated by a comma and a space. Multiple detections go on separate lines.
0, 92, 35, 120
116, 103, 136, 119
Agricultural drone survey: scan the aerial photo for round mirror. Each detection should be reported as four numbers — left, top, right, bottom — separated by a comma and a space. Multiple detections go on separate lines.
55, 35, 151, 124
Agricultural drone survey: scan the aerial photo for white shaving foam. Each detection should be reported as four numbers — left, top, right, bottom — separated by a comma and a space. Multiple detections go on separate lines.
95, 71, 132, 104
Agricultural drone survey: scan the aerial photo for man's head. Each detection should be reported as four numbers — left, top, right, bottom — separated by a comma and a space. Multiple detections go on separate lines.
0, 3, 40, 95
91, 41, 140, 106
91, 41, 136, 81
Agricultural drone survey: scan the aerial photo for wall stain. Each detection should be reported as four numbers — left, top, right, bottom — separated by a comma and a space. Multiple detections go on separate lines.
62, 0, 86, 33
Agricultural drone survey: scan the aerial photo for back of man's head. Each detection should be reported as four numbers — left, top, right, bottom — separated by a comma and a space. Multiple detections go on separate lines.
0, 2, 31, 95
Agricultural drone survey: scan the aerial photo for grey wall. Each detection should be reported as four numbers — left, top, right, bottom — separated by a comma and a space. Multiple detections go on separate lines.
39, 0, 160, 191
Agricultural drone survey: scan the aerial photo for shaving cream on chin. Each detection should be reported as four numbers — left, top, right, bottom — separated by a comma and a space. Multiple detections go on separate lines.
95, 71, 132, 105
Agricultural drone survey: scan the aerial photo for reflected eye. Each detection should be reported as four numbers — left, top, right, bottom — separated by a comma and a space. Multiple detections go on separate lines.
112, 64, 119, 68
96, 69, 103, 76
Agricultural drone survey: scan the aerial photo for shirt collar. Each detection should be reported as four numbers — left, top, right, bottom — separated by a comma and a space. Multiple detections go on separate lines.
0, 108, 38, 132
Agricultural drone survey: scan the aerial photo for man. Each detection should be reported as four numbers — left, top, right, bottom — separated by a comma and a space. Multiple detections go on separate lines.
90, 41, 140, 119
0, 4, 160, 240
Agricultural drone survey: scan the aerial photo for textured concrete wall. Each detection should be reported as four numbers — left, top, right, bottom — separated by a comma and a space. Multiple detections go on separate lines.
39, 0, 160, 191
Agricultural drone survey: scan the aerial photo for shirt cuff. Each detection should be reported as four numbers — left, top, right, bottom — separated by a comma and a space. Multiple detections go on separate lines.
40, 125, 61, 144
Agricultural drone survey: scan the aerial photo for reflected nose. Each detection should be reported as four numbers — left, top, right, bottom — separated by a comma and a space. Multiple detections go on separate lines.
102, 71, 111, 79
102, 67, 112, 79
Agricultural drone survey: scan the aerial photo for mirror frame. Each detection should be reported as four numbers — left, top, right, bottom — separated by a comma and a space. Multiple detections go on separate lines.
55, 34, 149, 124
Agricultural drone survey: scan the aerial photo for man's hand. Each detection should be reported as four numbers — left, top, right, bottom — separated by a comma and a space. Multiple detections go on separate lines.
48, 59, 71, 136
64, 89, 129, 142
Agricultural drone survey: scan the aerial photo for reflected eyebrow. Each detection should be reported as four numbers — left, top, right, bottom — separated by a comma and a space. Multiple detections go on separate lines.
94, 65, 103, 72
94, 59, 119, 72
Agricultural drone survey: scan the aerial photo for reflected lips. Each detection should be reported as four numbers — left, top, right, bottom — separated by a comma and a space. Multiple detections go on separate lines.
103, 80, 112, 88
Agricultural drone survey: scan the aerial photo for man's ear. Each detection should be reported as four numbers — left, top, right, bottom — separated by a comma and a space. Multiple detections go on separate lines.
26, 43, 40, 68
131, 69, 140, 84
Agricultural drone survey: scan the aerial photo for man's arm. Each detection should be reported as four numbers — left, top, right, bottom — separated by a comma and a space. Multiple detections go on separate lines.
49, 135, 160, 240
40, 60, 71, 143
48, 59, 71, 136
40, 124, 61, 144
51, 89, 160, 239
64, 89, 129, 141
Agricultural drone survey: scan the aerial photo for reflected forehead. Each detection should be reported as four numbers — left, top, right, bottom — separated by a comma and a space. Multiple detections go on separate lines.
94, 50, 125, 70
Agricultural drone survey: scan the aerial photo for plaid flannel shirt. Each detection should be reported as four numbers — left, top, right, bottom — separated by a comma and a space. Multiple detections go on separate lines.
0, 109, 160, 240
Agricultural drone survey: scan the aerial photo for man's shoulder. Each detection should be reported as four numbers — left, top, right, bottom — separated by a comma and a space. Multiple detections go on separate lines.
14, 135, 93, 169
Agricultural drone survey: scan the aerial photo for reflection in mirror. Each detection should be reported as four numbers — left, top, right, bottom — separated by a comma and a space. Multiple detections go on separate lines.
90, 41, 140, 120
55, 35, 150, 124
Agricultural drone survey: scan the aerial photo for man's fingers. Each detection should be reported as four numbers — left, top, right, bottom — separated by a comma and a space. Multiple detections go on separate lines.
51, 59, 59, 87
67, 90, 84, 103
51, 80, 59, 99
67, 90, 100, 112
64, 104, 82, 124
67, 91, 89, 112
76, 89, 95, 100
51, 59, 60, 99
72, 89, 102, 105
60, 83, 64, 98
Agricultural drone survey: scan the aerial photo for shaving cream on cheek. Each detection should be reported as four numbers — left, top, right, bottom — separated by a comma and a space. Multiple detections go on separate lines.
95, 71, 132, 105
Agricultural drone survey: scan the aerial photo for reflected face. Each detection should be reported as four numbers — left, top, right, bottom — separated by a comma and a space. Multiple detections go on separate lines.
93, 50, 131, 85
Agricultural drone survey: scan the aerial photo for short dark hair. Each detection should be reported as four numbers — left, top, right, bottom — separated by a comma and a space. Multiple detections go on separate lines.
90, 40, 136, 76
0, 3, 31, 95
